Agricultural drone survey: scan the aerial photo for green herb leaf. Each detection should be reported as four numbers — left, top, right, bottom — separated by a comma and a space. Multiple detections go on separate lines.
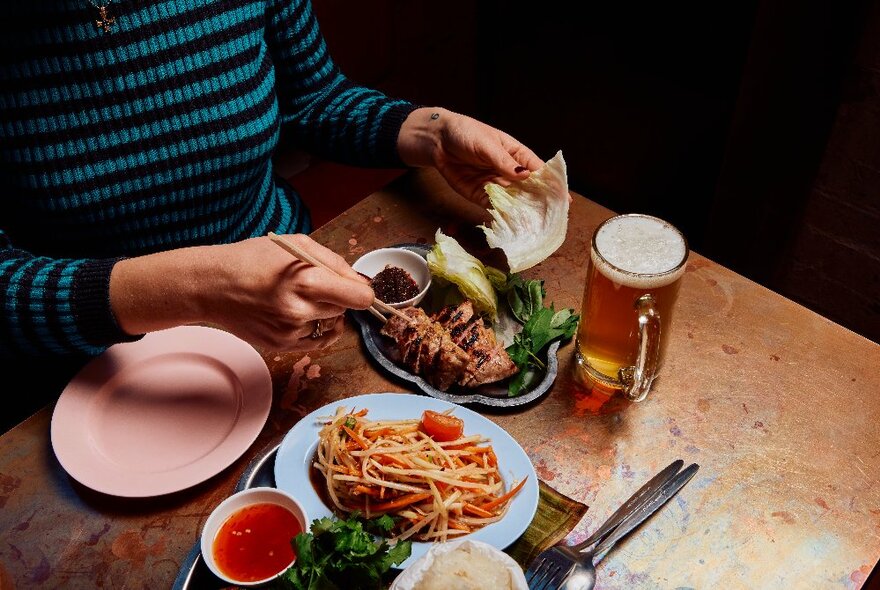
506, 288, 526, 322
527, 280, 545, 316
381, 540, 413, 571
370, 514, 395, 534
500, 274, 547, 324
502, 275, 579, 396
275, 514, 411, 590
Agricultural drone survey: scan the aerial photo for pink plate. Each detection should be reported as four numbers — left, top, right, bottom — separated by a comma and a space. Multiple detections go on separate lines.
51, 326, 272, 497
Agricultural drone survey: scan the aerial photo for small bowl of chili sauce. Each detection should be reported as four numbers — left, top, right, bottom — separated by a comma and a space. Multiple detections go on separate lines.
353, 247, 431, 309
201, 487, 308, 586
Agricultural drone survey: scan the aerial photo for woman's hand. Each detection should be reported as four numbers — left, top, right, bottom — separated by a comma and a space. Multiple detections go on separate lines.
109, 235, 374, 351
397, 107, 544, 207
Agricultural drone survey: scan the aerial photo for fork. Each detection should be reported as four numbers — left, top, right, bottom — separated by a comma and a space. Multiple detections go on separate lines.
558, 462, 700, 590
524, 459, 685, 590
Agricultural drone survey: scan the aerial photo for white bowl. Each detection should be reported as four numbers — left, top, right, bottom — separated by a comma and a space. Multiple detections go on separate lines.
352, 247, 431, 309
201, 487, 308, 587
390, 539, 528, 590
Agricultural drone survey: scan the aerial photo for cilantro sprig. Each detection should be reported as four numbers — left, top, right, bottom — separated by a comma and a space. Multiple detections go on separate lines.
275, 514, 411, 590
500, 275, 579, 397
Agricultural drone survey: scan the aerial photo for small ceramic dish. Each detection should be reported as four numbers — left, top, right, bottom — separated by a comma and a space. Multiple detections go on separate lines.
390, 539, 528, 590
200, 486, 308, 587
352, 247, 431, 308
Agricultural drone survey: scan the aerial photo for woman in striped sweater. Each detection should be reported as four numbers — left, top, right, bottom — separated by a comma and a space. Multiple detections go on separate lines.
0, 0, 542, 367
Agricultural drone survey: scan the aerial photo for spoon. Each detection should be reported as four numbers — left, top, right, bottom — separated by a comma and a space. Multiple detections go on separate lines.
560, 463, 699, 590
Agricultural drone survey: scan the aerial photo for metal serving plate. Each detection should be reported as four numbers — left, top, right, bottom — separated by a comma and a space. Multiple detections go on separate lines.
350, 243, 559, 408
172, 441, 281, 590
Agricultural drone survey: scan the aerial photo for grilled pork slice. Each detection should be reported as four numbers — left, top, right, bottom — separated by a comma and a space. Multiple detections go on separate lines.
434, 300, 475, 341
383, 307, 432, 375
380, 308, 469, 391
420, 321, 469, 391
434, 301, 518, 387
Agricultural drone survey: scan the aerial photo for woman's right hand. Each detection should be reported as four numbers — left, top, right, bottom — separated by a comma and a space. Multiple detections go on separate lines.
109, 234, 375, 351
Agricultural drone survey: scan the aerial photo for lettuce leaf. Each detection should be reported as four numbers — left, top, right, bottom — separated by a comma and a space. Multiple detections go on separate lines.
479, 151, 570, 273
426, 230, 498, 319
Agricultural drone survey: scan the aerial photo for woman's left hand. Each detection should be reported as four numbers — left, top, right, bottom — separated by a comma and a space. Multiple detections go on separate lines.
397, 107, 544, 207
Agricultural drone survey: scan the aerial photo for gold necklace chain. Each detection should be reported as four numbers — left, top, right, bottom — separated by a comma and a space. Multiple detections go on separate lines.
86, 0, 117, 33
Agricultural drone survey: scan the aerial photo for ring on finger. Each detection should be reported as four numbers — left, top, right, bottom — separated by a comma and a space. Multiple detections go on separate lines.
310, 317, 337, 339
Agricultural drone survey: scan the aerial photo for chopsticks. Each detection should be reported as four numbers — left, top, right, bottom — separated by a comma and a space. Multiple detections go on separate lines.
267, 232, 410, 323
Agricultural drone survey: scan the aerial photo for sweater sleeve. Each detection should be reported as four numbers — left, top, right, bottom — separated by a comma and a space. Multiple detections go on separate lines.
0, 230, 137, 357
264, 0, 419, 167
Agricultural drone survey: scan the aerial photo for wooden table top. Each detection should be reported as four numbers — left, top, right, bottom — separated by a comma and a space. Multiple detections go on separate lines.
1, 169, 878, 589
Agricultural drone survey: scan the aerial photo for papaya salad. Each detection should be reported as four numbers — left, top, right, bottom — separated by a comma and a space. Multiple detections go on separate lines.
312, 406, 527, 542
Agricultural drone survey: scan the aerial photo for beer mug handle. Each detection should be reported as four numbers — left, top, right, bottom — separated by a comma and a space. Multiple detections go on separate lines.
619, 294, 661, 402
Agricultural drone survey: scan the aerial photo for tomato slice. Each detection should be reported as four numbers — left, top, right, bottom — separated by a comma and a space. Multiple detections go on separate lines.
421, 410, 464, 442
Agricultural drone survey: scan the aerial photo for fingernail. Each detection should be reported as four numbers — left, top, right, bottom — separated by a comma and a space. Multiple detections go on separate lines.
514, 166, 527, 173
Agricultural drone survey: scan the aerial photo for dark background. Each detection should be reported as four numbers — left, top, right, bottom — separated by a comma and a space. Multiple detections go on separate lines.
306, 0, 880, 345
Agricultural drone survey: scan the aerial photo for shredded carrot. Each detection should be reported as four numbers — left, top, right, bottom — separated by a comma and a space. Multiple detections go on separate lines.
314, 407, 527, 542
376, 453, 410, 468
459, 446, 494, 454
463, 502, 495, 518
370, 492, 431, 512
487, 449, 498, 467
447, 519, 472, 532
342, 425, 369, 450
480, 477, 527, 511
364, 427, 395, 439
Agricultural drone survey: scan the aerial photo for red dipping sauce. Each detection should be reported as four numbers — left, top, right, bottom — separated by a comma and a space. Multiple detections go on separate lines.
212, 502, 303, 583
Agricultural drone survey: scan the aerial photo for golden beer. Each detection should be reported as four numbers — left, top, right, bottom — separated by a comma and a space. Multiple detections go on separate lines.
575, 214, 688, 400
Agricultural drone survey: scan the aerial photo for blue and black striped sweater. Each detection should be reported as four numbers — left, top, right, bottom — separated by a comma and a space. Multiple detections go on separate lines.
0, 0, 417, 357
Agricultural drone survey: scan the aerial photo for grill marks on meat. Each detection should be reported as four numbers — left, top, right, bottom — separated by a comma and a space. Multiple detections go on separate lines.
381, 308, 469, 391
435, 301, 518, 387
380, 302, 518, 391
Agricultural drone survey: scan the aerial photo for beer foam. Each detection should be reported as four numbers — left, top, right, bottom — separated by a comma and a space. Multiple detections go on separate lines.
592, 215, 687, 289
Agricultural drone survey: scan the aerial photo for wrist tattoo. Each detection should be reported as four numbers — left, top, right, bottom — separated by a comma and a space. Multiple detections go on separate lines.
430, 112, 440, 120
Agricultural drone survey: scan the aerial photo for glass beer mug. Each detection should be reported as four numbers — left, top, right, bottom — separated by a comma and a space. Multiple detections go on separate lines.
575, 214, 688, 402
